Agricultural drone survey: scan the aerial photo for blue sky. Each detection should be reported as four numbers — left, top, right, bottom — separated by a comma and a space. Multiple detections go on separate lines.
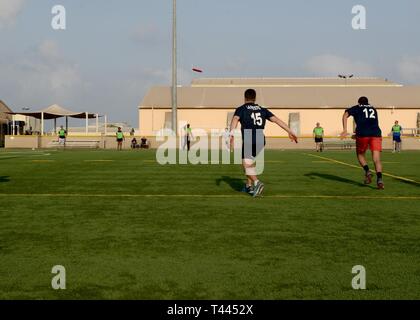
1, 0, 419, 126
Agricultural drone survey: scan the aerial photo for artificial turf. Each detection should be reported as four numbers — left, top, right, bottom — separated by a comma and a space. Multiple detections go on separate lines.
0, 148, 419, 299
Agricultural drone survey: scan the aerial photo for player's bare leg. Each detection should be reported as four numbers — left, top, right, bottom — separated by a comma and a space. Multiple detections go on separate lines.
243, 160, 264, 197
240, 161, 254, 194
372, 150, 384, 189
246, 176, 253, 187
357, 152, 373, 184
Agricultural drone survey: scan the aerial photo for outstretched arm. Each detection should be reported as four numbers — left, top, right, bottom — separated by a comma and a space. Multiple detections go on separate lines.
229, 115, 240, 132
269, 116, 298, 143
340, 112, 350, 139
229, 116, 240, 148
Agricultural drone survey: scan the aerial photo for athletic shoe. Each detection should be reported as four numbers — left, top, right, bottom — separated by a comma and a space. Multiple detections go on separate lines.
241, 185, 254, 194
377, 179, 385, 190
252, 181, 265, 198
364, 172, 373, 185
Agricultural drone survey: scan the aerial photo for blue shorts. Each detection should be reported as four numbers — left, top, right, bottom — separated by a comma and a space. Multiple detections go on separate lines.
393, 134, 401, 143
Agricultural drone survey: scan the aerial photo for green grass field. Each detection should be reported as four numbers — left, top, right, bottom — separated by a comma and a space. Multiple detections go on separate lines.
1, 148, 420, 300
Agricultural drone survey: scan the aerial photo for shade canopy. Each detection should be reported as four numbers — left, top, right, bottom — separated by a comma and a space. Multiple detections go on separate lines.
0, 100, 13, 123
9, 104, 98, 119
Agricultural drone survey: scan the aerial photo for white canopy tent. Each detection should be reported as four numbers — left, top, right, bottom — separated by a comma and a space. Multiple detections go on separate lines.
8, 104, 107, 136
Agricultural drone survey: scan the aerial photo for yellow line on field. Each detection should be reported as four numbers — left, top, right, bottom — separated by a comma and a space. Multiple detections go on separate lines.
0, 193, 419, 200
305, 153, 420, 185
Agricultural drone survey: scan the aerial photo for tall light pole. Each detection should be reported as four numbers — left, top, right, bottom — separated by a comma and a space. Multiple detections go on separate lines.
171, 0, 178, 134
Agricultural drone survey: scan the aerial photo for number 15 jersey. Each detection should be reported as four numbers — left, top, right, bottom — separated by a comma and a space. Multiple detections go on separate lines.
234, 103, 274, 142
346, 104, 382, 137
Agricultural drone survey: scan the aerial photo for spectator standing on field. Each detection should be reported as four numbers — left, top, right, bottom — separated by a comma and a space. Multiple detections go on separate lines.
116, 127, 125, 151
313, 123, 324, 152
391, 121, 403, 153
58, 126, 67, 146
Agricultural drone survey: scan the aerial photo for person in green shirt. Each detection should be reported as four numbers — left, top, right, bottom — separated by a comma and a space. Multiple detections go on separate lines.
313, 123, 324, 152
116, 127, 125, 151
58, 126, 67, 146
391, 121, 403, 153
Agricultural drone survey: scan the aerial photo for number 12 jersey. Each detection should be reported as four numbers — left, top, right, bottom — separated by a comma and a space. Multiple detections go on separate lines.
346, 104, 382, 137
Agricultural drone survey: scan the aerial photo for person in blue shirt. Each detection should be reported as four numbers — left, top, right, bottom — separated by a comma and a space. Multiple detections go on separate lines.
391, 121, 403, 153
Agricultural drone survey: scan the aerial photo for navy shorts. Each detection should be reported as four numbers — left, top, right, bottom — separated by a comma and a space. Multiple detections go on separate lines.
393, 134, 401, 143
242, 143, 265, 160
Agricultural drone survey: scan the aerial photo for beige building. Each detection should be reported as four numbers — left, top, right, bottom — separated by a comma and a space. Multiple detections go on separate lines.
0, 100, 13, 147
138, 77, 420, 137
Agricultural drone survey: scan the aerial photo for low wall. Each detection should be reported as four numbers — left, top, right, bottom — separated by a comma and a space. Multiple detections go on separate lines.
5, 136, 40, 149
4, 135, 420, 150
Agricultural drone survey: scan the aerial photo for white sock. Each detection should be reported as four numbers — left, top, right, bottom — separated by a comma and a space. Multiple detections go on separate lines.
254, 180, 259, 186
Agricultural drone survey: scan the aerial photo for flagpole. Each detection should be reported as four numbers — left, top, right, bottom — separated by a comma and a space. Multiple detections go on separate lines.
171, 0, 178, 135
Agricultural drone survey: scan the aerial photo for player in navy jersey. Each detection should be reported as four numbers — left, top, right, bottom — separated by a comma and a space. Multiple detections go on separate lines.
341, 96, 384, 189
229, 89, 298, 197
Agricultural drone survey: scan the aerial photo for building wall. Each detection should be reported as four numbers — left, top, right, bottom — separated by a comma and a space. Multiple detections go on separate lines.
139, 108, 419, 137
5, 135, 420, 150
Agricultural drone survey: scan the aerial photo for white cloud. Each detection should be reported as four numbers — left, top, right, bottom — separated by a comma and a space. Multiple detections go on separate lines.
0, 0, 26, 27
131, 24, 167, 45
0, 40, 88, 108
305, 54, 374, 77
38, 40, 60, 60
397, 56, 420, 83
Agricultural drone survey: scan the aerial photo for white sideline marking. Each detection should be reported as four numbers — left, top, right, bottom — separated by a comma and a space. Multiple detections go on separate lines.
0, 193, 419, 200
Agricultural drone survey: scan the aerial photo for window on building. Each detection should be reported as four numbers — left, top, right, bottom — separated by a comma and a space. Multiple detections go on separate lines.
288, 113, 300, 136
164, 112, 172, 129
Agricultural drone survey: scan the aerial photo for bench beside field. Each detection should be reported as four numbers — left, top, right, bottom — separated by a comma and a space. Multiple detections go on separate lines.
47, 140, 100, 149
323, 140, 356, 150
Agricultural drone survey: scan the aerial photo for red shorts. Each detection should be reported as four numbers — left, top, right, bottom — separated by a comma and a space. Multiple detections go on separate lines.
356, 137, 382, 154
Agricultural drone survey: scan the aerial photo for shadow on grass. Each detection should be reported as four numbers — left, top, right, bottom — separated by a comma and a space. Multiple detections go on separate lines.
395, 178, 420, 188
0, 176, 10, 183
305, 172, 374, 188
216, 176, 244, 192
